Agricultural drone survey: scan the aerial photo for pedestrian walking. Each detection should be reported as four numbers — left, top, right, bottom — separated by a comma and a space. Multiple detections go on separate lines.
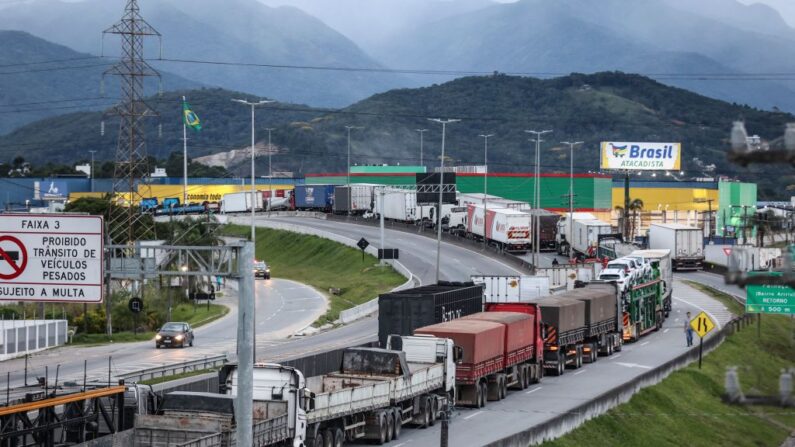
684, 311, 694, 347
216, 275, 223, 290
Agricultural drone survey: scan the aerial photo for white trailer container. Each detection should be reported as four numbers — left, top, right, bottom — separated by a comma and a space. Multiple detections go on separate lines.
556, 212, 597, 256
571, 219, 612, 258
375, 188, 420, 222
466, 204, 532, 253
225, 336, 456, 446
458, 193, 529, 210
648, 223, 704, 270
221, 191, 263, 214
471, 275, 551, 301
333, 184, 375, 214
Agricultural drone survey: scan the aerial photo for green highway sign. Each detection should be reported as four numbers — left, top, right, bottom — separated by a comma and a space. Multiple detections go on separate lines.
746, 284, 795, 315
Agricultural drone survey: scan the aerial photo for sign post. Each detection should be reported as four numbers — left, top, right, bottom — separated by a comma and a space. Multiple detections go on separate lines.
357, 238, 369, 263
0, 214, 104, 303
689, 311, 716, 369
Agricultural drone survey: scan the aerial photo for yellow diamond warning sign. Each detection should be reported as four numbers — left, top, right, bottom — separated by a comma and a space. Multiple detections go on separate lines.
689, 311, 716, 338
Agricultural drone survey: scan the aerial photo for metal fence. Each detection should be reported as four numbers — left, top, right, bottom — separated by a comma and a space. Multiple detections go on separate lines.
117, 354, 229, 383
0, 319, 67, 360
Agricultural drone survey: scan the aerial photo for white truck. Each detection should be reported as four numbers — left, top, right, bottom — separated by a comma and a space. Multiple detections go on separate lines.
556, 212, 597, 256
466, 204, 532, 253
221, 191, 263, 214
223, 336, 458, 447
333, 184, 375, 215
648, 223, 704, 270
471, 275, 551, 301
374, 188, 421, 222
571, 219, 613, 259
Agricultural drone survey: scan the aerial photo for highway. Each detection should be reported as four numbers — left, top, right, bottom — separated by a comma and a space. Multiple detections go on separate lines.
0, 278, 326, 389
245, 217, 734, 446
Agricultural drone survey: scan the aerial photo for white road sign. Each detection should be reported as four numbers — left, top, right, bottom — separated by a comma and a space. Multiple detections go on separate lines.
0, 214, 104, 303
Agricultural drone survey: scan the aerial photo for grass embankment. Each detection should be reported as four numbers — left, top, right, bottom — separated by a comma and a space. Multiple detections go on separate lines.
543, 285, 795, 447
222, 225, 405, 326
70, 303, 229, 345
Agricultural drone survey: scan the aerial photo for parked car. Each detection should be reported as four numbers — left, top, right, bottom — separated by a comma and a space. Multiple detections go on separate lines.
155, 322, 194, 349
624, 255, 652, 280
606, 259, 639, 283
253, 261, 270, 279
597, 268, 630, 292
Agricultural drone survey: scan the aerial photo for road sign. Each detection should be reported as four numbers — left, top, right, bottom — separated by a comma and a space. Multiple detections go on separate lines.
723, 247, 732, 256
0, 214, 104, 303
746, 284, 795, 315
357, 238, 369, 251
689, 311, 716, 338
129, 297, 143, 313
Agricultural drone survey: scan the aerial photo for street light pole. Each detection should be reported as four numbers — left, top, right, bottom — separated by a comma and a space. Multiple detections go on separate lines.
416, 129, 428, 168
525, 130, 552, 269
232, 99, 275, 243
429, 118, 460, 283
88, 150, 96, 193
265, 128, 275, 213
345, 126, 363, 214
479, 134, 494, 249
562, 141, 583, 262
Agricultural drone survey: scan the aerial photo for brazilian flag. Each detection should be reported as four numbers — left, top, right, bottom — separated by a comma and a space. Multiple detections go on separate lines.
183, 98, 202, 131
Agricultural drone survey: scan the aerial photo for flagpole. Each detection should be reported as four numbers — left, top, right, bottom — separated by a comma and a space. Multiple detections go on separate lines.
183, 96, 188, 206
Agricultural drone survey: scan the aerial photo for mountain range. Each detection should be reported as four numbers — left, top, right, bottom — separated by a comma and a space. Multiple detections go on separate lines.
3, 72, 794, 199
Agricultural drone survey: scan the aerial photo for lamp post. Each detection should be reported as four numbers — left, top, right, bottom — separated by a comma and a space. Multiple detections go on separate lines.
232, 98, 275, 243
525, 130, 552, 269
88, 150, 96, 193
479, 134, 494, 249
345, 126, 364, 214
429, 118, 460, 283
561, 141, 583, 262
416, 129, 428, 168
265, 128, 275, 212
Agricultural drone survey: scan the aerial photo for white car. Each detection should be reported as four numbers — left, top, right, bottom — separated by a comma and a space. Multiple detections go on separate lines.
606, 260, 639, 283
624, 255, 652, 280
598, 268, 630, 292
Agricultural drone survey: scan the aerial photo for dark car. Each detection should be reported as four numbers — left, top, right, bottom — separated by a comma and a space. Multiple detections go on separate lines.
155, 322, 194, 349
254, 261, 270, 279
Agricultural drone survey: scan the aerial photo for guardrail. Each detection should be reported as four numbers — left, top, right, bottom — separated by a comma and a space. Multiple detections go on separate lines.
117, 354, 229, 383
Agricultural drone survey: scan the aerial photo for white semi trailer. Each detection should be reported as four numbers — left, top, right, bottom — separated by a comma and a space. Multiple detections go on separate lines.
466, 204, 532, 253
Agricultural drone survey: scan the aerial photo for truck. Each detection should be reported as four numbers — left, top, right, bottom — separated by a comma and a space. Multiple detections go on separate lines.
221, 191, 263, 214
556, 212, 596, 256
333, 185, 374, 215
374, 188, 421, 222
414, 312, 543, 408
223, 335, 458, 446
466, 204, 532, 253
526, 209, 562, 251
648, 223, 704, 270
441, 206, 468, 234
262, 189, 292, 211
378, 282, 484, 348
630, 249, 673, 316
294, 185, 335, 211
571, 219, 613, 259
471, 275, 550, 301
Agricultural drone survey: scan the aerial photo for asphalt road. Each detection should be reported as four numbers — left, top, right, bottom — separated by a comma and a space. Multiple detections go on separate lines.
0, 278, 326, 389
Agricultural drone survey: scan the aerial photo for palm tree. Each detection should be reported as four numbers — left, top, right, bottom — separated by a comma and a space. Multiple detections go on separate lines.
629, 198, 644, 241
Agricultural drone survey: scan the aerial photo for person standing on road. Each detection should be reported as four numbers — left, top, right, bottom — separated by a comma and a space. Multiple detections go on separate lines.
684, 311, 694, 347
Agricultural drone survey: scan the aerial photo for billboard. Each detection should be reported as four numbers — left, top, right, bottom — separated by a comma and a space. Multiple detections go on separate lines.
600, 142, 681, 171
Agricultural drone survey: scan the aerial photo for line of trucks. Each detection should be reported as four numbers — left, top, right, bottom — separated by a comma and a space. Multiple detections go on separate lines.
121, 251, 672, 447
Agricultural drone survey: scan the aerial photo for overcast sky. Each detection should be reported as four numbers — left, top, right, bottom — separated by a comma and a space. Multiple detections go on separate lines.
738, 0, 795, 25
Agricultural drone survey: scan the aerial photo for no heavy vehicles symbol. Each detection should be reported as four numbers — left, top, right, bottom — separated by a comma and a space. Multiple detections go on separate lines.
0, 235, 27, 280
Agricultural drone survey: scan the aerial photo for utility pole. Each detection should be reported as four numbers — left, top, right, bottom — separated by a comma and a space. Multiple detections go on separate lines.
416, 129, 428, 168
525, 130, 552, 269
235, 241, 256, 447
429, 118, 460, 283
265, 128, 275, 213
89, 150, 96, 193
379, 188, 386, 265
345, 126, 364, 214
232, 99, 275, 243
562, 141, 583, 261
480, 134, 494, 249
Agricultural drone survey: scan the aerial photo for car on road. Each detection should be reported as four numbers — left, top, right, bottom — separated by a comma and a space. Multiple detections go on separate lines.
254, 261, 270, 279
155, 322, 194, 349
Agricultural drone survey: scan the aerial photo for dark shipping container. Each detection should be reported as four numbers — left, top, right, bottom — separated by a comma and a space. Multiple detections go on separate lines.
563, 283, 618, 326
295, 184, 335, 210
378, 282, 484, 347
527, 209, 561, 251
537, 297, 586, 333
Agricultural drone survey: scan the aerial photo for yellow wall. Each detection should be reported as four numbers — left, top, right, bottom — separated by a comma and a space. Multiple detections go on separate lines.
137, 184, 294, 203
612, 187, 718, 212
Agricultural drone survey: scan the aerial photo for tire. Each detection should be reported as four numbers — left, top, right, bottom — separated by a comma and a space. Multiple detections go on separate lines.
377, 414, 387, 445
500, 377, 507, 399
420, 400, 431, 426
310, 434, 323, 447
323, 430, 334, 447
430, 398, 438, 426
476, 383, 485, 408
517, 367, 526, 390
385, 413, 393, 443
392, 408, 401, 440
189, 338, 194, 347
333, 428, 344, 447
155, 344, 160, 349
558, 352, 565, 376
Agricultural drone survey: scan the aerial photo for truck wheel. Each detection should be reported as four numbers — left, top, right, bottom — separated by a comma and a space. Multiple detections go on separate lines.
558, 352, 565, 376
516, 367, 526, 390
392, 408, 402, 440
309, 435, 323, 447
385, 412, 394, 442
323, 430, 334, 447
377, 414, 387, 444
475, 383, 485, 408
333, 428, 344, 447
500, 377, 507, 399
429, 398, 438, 426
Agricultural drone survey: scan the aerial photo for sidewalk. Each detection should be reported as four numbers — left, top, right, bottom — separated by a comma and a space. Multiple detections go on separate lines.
673, 279, 735, 329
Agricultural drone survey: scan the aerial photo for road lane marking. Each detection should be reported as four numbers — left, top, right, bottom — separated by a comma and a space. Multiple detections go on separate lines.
663, 328, 670, 334
573, 370, 587, 376
615, 362, 653, 370
463, 411, 483, 420
525, 387, 543, 395
640, 341, 650, 346
673, 296, 723, 329
611, 353, 622, 360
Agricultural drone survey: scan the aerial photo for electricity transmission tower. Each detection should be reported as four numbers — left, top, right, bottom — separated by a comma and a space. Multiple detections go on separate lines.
102, 0, 162, 244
